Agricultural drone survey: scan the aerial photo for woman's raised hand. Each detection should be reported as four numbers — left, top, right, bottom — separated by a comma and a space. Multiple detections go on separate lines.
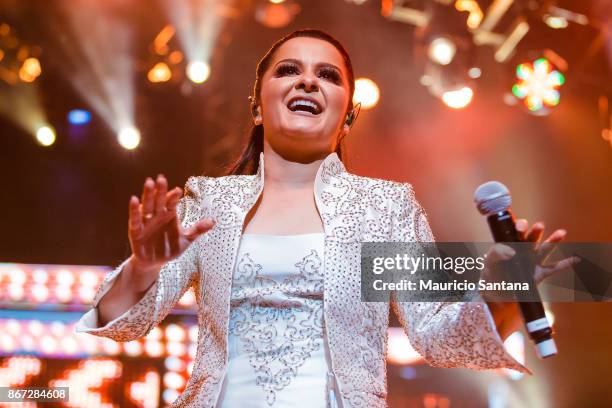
483, 219, 580, 286
127, 174, 215, 274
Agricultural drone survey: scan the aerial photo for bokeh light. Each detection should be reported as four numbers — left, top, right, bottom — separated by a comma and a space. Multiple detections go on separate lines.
353, 77, 380, 110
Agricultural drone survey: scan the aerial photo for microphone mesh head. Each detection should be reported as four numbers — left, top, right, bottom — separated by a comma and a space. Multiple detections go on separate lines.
474, 181, 512, 215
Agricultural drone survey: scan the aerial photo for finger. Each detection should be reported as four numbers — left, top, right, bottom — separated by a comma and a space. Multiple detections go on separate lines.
128, 196, 146, 259
537, 229, 567, 261
484, 243, 516, 269
166, 187, 183, 213
154, 174, 168, 215
515, 219, 528, 241
128, 196, 144, 237
526, 221, 545, 243
141, 177, 155, 220
535, 256, 581, 284
183, 218, 216, 242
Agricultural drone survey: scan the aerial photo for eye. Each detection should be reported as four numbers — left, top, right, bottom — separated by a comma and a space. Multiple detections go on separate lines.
319, 67, 341, 84
275, 63, 299, 76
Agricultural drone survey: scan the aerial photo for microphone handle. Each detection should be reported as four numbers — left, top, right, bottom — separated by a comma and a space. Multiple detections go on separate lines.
487, 210, 557, 358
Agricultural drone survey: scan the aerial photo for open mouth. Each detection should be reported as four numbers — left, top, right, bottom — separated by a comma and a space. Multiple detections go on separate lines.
286, 96, 323, 115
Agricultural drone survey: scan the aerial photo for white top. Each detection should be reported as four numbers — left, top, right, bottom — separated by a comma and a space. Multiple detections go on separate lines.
215, 232, 341, 408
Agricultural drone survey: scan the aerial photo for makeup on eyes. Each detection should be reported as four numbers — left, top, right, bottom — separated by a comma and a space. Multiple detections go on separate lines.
273, 60, 343, 84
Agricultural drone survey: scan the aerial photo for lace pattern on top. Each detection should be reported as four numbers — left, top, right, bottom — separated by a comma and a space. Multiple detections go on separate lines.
227, 236, 327, 406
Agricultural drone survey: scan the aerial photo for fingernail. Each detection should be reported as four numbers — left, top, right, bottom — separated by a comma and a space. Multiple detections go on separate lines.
559, 229, 567, 235
573, 256, 581, 263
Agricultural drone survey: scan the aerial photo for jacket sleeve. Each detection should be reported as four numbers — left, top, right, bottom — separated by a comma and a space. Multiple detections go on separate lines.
389, 182, 530, 374
75, 176, 206, 342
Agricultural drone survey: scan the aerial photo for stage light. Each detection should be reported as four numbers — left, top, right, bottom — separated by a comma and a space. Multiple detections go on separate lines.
79, 269, 99, 287
78, 286, 95, 303
512, 57, 565, 114
455, 0, 483, 29
544, 15, 568, 29
468, 67, 482, 79
56, 269, 75, 286
1, 333, 16, 353
154, 24, 176, 56
145, 341, 164, 357
32, 284, 50, 302
188, 325, 199, 342
28, 320, 44, 337
387, 327, 423, 365
129, 371, 160, 408
168, 50, 183, 65
50, 321, 66, 337
163, 389, 180, 405
255, 0, 301, 28
55, 1, 136, 148
32, 268, 48, 284
36, 125, 56, 146
102, 338, 121, 355
188, 343, 197, 359
61, 337, 79, 355
166, 324, 186, 342
19, 57, 42, 83
9, 267, 26, 284
165, 356, 185, 372
124, 340, 143, 357
147, 326, 163, 341
167, 341, 187, 357
495, 19, 530, 63
502, 331, 525, 380
21, 334, 35, 352
441, 86, 474, 109
148, 62, 172, 83
8, 284, 24, 301
427, 37, 456, 66
186, 61, 210, 84
163, 371, 185, 389
353, 77, 380, 110
40, 335, 58, 354
118, 126, 141, 150
5, 319, 21, 336
68, 109, 91, 125
178, 289, 196, 306
55, 285, 72, 303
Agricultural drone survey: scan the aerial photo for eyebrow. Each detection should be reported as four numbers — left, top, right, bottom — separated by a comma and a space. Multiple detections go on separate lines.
274, 58, 342, 73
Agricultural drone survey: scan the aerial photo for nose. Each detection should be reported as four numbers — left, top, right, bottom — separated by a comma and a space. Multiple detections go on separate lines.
295, 71, 319, 92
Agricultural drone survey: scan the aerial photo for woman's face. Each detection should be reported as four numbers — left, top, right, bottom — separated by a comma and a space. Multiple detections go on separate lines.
257, 37, 351, 161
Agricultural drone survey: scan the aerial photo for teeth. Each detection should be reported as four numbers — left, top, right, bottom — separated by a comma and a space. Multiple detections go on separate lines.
288, 99, 320, 113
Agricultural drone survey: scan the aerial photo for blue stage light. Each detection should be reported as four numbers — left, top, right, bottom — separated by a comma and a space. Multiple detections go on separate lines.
67, 109, 91, 125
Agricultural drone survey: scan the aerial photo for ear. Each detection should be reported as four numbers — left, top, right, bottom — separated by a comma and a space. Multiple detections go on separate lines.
250, 98, 263, 125
342, 102, 361, 134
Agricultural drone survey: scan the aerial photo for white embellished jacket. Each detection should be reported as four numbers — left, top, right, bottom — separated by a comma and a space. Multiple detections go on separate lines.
76, 151, 528, 408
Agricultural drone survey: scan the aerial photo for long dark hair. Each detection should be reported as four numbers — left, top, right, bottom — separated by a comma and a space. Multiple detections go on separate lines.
225, 29, 355, 175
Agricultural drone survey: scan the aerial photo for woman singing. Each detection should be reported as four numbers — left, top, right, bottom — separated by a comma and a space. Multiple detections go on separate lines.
76, 29, 575, 408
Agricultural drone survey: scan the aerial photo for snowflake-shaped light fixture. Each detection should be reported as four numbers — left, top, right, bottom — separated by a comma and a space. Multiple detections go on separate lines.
512, 58, 565, 114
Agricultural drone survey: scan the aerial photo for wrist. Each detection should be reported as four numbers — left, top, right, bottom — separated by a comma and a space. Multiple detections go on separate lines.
126, 255, 161, 292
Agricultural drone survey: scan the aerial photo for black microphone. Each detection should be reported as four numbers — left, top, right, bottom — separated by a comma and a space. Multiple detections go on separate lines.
474, 181, 557, 359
